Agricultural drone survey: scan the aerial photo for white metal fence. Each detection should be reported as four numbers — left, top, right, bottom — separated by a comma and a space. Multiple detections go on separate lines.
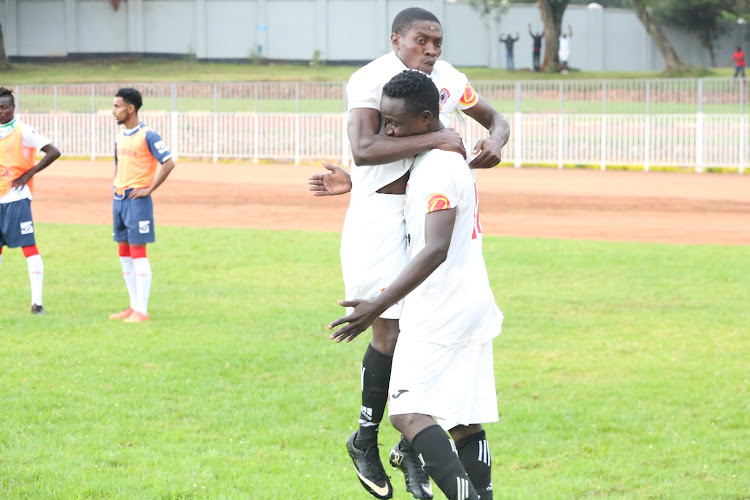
20, 110, 748, 172
13, 76, 748, 172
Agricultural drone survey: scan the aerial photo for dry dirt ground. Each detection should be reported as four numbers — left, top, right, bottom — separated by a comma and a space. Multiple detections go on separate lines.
32, 160, 750, 246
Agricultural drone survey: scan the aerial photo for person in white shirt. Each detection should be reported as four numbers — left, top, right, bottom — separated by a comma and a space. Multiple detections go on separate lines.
329, 69, 503, 500
310, 8, 509, 500
0, 87, 61, 315
558, 25, 573, 74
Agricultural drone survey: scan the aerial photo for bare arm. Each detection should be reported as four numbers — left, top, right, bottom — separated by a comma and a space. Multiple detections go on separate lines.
128, 158, 176, 199
348, 108, 465, 166
463, 97, 511, 169
328, 208, 456, 342
12, 143, 61, 189
308, 160, 352, 196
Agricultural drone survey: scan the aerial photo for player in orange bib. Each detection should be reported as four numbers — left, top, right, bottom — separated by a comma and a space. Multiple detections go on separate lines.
109, 88, 176, 323
0, 87, 61, 315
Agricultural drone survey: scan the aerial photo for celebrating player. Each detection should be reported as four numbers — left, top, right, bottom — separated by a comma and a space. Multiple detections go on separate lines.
330, 69, 503, 500
0, 87, 61, 315
310, 7, 509, 500
109, 88, 176, 323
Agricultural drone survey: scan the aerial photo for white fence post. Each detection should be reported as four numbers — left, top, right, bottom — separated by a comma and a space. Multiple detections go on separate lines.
514, 82, 521, 167
90, 85, 96, 161
696, 79, 704, 173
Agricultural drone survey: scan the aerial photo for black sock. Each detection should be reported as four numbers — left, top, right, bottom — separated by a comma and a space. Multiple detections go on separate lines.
356, 344, 392, 447
410, 424, 478, 500
456, 430, 493, 500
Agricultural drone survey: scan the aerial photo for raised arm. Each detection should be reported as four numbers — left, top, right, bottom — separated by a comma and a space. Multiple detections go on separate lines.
463, 97, 511, 169
348, 108, 465, 166
329, 207, 456, 342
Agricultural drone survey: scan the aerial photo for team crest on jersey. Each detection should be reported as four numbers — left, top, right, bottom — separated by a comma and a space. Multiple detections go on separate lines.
139, 220, 151, 234
427, 193, 451, 213
20, 221, 34, 235
439, 88, 450, 110
459, 84, 478, 107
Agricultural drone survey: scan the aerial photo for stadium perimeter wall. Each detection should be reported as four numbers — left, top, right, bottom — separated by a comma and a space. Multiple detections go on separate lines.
1, 0, 747, 71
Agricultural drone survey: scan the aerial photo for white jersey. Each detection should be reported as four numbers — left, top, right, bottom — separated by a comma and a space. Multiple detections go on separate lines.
400, 149, 503, 347
0, 118, 51, 204
346, 52, 479, 200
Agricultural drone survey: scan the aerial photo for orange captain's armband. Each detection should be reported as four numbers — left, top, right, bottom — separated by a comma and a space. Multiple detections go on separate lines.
459, 84, 478, 107
427, 193, 451, 213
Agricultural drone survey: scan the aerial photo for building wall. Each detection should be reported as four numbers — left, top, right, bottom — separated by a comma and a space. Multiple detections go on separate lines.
1, 0, 746, 70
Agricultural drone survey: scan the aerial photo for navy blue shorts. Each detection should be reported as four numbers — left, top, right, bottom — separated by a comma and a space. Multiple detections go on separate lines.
0, 198, 36, 248
113, 191, 155, 245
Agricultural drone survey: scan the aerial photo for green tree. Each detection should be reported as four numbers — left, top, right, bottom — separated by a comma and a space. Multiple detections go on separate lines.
629, 0, 687, 71
0, 23, 8, 70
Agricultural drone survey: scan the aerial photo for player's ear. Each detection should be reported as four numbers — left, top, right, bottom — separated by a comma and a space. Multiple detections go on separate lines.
420, 110, 433, 124
391, 32, 400, 49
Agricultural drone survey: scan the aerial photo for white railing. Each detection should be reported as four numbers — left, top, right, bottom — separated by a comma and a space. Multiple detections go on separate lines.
20, 112, 749, 172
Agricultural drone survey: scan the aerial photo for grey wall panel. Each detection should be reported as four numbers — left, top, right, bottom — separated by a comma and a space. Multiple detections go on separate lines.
326, 0, 383, 62
77, 2, 130, 53
205, 1, 258, 58
143, 0, 196, 54
266, 0, 316, 60
17, 0, 67, 56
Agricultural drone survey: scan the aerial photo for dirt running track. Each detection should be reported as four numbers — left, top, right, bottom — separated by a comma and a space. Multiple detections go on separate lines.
31, 161, 750, 246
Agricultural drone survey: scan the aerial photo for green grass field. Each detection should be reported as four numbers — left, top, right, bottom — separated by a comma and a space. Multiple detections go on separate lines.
1, 223, 748, 499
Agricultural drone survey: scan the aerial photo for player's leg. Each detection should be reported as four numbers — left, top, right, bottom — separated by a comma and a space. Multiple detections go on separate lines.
23, 244, 44, 314
450, 425, 493, 500
110, 197, 136, 319
6, 199, 44, 314
391, 414, 479, 500
122, 195, 154, 323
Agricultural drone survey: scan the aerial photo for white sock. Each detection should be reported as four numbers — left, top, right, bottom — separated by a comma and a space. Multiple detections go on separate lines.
120, 256, 138, 309
26, 254, 44, 306
132, 257, 152, 315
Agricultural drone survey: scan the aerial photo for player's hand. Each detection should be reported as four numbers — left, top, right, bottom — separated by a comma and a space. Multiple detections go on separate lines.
128, 187, 152, 199
328, 299, 383, 343
11, 172, 32, 190
308, 161, 352, 196
468, 136, 504, 169
433, 128, 466, 158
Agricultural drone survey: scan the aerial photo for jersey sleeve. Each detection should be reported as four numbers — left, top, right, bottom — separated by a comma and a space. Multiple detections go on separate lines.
21, 126, 51, 151
346, 68, 381, 112
456, 83, 479, 111
144, 130, 173, 164
419, 159, 460, 215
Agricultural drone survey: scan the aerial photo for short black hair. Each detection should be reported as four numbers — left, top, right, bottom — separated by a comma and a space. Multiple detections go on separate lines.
382, 70, 439, 118
391, 7, 441, 36
115, 88, 143, 111
0, 87, 14, 105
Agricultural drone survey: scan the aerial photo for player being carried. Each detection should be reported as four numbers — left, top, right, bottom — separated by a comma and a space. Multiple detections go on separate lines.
329, 69, 504, 500
310, 7, 508, 500
0, 87, 61, 315
108, 88, 176, 323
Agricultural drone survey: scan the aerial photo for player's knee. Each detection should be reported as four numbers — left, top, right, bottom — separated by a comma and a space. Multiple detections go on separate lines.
371, 319, 400, 355
389, 414, 409, 434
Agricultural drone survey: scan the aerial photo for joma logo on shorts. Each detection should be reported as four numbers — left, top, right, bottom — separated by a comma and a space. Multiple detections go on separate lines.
139, 220, 151, 234
20, 221, 34, 235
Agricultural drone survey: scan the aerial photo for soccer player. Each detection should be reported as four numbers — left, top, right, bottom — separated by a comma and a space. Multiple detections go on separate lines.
329, 70, 503, 500
109, 88, 176, 323
0, 87, 61, 315
311, 7, 509, 500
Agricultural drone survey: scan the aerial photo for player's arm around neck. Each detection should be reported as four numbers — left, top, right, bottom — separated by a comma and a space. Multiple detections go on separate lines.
348, 108, 465, 166
329, 208, 456, 343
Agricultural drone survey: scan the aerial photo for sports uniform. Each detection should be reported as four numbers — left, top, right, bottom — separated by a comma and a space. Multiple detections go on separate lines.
341, 52, 480, 318
113, 123, 172, 245
0, 119, 50, 247
388, 148, 504, 430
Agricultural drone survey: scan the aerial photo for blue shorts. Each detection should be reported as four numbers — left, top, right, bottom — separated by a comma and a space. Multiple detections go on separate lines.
113, 191, 155, 245
0, 198, 36, 248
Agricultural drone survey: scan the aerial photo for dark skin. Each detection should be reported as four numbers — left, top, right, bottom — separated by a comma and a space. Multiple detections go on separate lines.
329, 94, 485, 445
0, 95, 61, 190
111, 95, 176, 250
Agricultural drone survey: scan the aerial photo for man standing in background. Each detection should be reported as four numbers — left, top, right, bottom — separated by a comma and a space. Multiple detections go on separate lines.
0, 87, 61, 315
529, 24, 544, 71
109, 88, 176, 323
733, 46, 745, 81
499, 33, 520, 71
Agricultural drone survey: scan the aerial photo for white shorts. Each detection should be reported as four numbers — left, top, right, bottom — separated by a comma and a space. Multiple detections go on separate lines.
388, 336, 499, 431
340, 193, 408, 319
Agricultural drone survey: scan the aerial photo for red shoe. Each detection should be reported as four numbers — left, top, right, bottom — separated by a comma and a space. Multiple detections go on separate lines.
109, 308, 134, 320
124, 311, 150, 323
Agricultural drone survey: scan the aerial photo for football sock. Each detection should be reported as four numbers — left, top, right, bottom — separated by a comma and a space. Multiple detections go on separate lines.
118, 244, 137, 309
410, 424, 479, 500
0, 246, 3, 267
23, 245, 43, 306
130, 246, 151, 315
356, 344, 392, 448
456, 430, 493, 500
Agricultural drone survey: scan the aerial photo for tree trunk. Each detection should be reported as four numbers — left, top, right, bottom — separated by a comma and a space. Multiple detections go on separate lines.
538, 0, 568, 72
629, 0, 686, 72
0, 24, 8, 71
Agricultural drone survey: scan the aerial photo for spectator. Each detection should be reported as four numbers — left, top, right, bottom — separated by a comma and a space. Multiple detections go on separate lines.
529, 24, 544, 72
499, 33, 520, 71
733, 45, 746, 80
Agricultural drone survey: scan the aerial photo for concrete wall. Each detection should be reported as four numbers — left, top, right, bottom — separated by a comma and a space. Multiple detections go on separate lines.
1, 0, 747, 70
